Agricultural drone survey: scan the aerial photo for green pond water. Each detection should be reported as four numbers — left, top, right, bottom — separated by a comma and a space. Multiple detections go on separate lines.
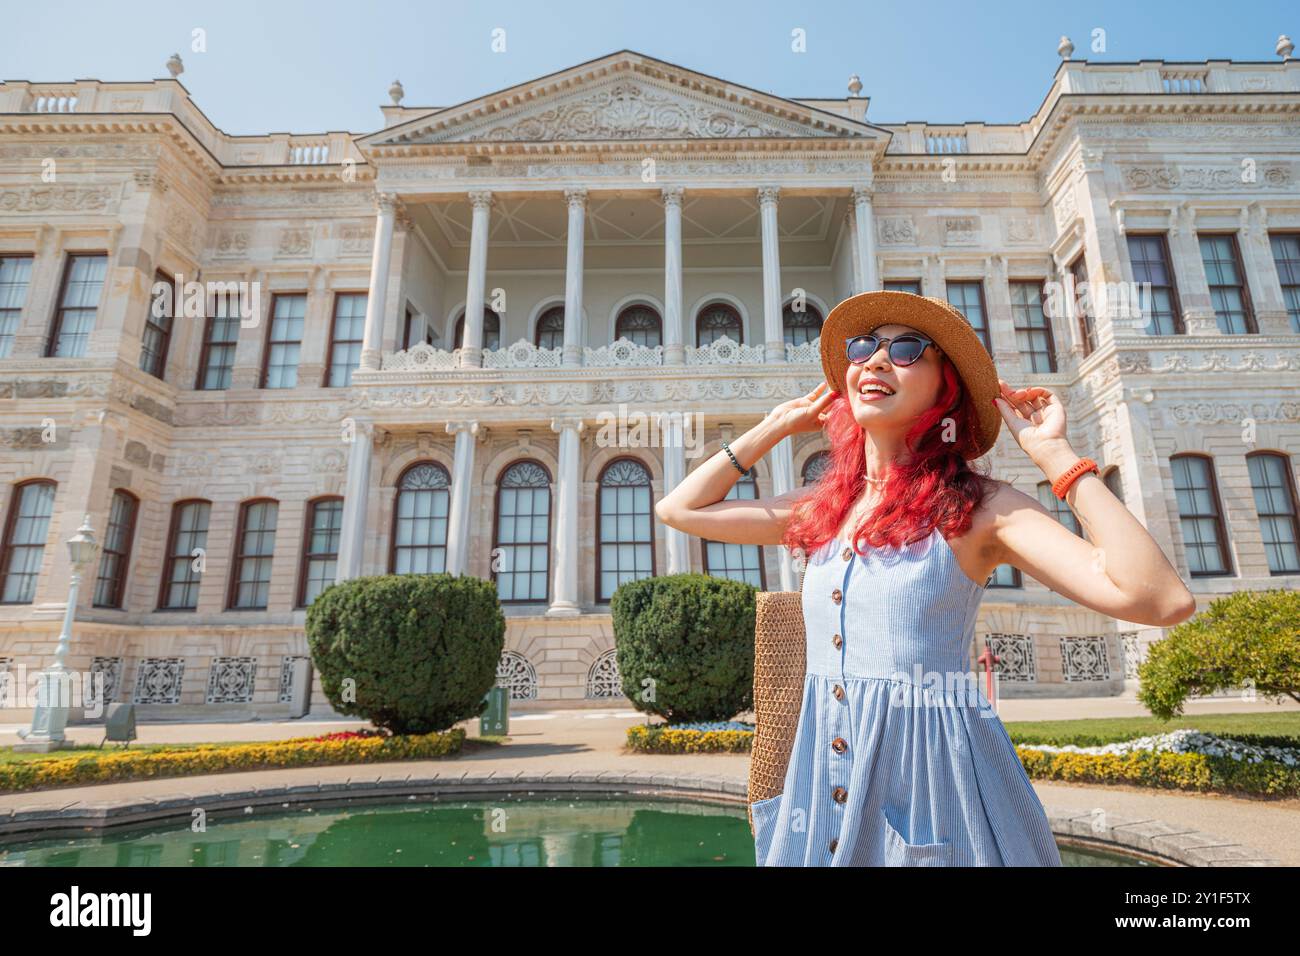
0, 794, 1156, 867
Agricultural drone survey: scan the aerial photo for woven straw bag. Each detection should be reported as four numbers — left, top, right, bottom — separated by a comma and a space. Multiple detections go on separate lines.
746, 563, 807, 836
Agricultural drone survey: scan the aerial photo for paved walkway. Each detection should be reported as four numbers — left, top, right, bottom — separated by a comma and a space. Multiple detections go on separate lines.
2, 696, 1298, 864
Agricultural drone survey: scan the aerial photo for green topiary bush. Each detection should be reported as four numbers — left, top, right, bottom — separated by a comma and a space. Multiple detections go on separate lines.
610, 573, 756, 724
305, 573, 506, 734
1137, 588, 1300, 721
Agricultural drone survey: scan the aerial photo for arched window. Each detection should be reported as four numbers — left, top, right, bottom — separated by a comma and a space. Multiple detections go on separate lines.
159, 499, 210, 610
299, 496, 343, 606
1036, 481, 1082, 538
493, 460, 551, 603
454, 307, 500, 351
1246, 452, 1300, 574
0, 479, 56, 604
94, 489, 138, 609
391, 462, 451, 574
703, 469, 766, 589
1170, 454, 1232, 576
615, 304, 662, 348
597, 458, 655, 601
802, 450, 831, 486
535, 305, 565, 349
783, 301, 823, 346
228, 499, 278, 610
696, 302, 742, 346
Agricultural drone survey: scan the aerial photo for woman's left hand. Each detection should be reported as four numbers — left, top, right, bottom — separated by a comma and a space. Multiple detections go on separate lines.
993, 379, 1071, 465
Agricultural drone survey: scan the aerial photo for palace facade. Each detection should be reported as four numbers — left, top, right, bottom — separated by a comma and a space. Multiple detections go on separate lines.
0, 48, 1298, 717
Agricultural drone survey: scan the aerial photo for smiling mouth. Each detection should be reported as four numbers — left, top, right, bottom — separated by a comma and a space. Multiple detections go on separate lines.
858, 382, 895, 400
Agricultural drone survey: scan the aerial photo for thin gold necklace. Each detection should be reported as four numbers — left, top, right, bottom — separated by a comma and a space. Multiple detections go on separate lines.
864, 474, 887, 485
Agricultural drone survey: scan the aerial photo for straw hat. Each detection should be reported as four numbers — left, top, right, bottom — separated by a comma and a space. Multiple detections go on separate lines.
819, 289, 1001, 459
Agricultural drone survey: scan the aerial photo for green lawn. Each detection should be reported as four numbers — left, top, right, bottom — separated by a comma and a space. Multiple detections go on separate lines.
1004, 710, 1300, 748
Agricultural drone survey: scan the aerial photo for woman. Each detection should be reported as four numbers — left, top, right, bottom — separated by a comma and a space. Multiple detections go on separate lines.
655, 290, 1196, 866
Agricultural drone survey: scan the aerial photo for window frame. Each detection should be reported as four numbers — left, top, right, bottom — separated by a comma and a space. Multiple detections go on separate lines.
986, 564, 1022, 588
695, 301, 743, 347
700, 469, 768, 590
454, 307, 501, 351
534, 304, 566, 349
0, 478, 57, 605
297, 495, 344, 607
1245, 451, 1300, 576
195, 288, 243, 390
46, 252, 107, 358
1169, 453, 1234, 577
781, 300, 823, 347
324, 290, 367, 387
139, 269, 176, 380
944, 279, 992, 352
595, 456, 658, 603
1008, 278, 1058, 373
1067, 253, 1096, 357
259, 291, 307, 389
157, 498, 212, 611
388, 460, 452, 576
1268, 231, 1300, 333
0, 253, 35, 359
883, 280, 923, 294
490, 458, 553, 605
1197, 231, 1257, 334
93, 489, 139, 609
614, 303, 663, 348
226, 498, 279, 611
1124, 232, 1184, 335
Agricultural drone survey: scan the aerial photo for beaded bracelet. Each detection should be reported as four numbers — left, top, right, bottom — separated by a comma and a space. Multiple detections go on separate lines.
1051, 456, 1099, 500
720, 439, 752, 478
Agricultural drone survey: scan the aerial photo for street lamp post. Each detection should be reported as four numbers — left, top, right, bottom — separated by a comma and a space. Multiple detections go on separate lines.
15, 514, 99, 753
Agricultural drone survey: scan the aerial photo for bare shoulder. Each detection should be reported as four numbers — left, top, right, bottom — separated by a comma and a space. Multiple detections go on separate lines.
974, 478, 1043, 523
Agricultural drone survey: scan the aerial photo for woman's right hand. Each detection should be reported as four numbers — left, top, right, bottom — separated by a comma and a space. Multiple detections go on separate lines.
767, 381, 837, 436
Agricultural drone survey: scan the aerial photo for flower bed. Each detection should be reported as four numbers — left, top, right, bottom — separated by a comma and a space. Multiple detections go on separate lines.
0, 728, 465, 795
626, 721, 754, 753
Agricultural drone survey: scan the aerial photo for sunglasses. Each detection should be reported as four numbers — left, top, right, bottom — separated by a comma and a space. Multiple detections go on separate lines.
845, 333, 936, 367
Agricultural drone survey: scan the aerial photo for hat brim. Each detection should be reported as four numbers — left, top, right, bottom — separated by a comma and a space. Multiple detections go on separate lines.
819, 290, 1001, 459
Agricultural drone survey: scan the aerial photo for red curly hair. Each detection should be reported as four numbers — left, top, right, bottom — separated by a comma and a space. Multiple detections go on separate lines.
782, 357, 996, 560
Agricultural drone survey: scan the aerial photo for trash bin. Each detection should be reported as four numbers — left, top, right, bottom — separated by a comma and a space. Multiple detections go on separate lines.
480, 685, 508, 736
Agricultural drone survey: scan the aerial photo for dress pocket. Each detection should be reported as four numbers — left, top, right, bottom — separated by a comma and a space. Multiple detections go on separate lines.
750, 792, 784, 864
881, 804, 952, 867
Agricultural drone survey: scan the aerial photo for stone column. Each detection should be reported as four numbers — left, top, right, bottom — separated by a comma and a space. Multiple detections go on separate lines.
1239, 204, 1292, 335
548, 416, 585, 616
770, 436, 797, 591
1167, 203, 1219, 335
758, 186, 785, 362
460, 190, 493, 367
661, 415, 690, 574
10, 227, 62, 359
359, 193, 397, 371
444, 420, 479, 576
1074, 148, 1127, 349
845, 207, 863, 295
985, 254, 1023, 374
336, 420, 375, 581
852, 185, 879, 292
562, 188, 587, 367
662, 186, 686, 364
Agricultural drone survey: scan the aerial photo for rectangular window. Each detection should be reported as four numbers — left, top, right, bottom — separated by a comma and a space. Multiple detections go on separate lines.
1269, 233, 1300, 333
944, 281, 991, 352
884, 280, 922, 295
1126, 234, 1183, 335
402, 304, 433, 350
1068, 254, 1095, 357
197, 291, 241, 390
0, 255, 34, 358
1009, 280, 1056, 373
1171, 456, 1232, 576
139, 271, 174, 380
160, 501, 210, 609
229, 500, 278, 609
987, 564, 1021, 588
262, 293, 306, 389
1247, 454, 1300, 575
94, 490, 138, 608
1036, 482, 1082, 537
1198, 233, 1256, 334
1, 481, 56, 604
326, 292, 367, 387
48, 253, 107, 357
299, 498, 342, 606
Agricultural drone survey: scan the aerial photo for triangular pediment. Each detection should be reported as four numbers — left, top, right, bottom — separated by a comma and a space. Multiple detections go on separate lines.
363, 50, 882, 148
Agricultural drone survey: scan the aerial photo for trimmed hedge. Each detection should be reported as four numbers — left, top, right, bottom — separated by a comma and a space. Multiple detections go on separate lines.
0, 729, 465, 794
611, 573, 756, 723
306, 573, 505, 734
1017, 745, 1300, 797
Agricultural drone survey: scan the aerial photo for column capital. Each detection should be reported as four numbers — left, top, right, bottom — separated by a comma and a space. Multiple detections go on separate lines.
445, 420, 480, 437
757, 185, 781, 207
468, 189, 495, 211
851, 183, 875, 203
661, 185, 685, 206
376, 191, 399, 214
550, 416, 586, 434
564, 187, 588, 209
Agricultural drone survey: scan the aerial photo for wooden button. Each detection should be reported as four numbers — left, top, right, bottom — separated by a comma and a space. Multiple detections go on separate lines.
832, 684, 845, 701
831, 588, 842, 604
832, 786, 848, 804
832, 633, 843, 649
829, 838, 838, 853
841, 547, 853, 561
831, 737, 848, 754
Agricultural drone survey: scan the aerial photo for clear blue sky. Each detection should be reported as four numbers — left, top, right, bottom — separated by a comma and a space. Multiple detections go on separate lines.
2, 0, 1294, 135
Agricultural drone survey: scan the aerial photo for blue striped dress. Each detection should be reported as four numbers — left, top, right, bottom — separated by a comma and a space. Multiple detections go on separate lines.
752, 527, 1063, 866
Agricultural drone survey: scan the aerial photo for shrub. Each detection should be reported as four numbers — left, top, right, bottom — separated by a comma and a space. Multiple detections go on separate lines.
306, 573, 505, 734
1137, 589, 1300, 720
610, 573, 756, 723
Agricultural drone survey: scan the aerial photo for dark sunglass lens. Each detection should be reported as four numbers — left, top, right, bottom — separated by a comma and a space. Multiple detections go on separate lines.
846, 336, 878, 363
890, 337, 927, 365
